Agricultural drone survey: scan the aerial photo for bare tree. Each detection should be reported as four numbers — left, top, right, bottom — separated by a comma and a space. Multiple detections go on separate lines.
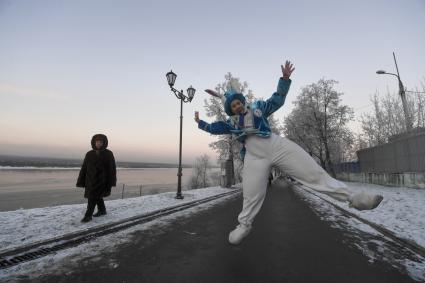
267, 114, 282, 135
189, 154, 212, 189
359, 83, 425, 147
283, 79, 354, 175
411, 79, 425, 128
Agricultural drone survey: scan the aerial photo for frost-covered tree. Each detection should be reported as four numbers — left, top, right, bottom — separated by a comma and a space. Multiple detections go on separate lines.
188, 154, 211, 189
283, 79, 354, 175
267, 114, 282, 135
360, 91, 404, 146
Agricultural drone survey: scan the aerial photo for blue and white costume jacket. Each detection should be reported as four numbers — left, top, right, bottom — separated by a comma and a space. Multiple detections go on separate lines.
198, 78, 291, 159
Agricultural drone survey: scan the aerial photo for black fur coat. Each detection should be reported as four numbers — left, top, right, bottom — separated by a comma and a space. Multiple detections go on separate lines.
76, 134, 117, 199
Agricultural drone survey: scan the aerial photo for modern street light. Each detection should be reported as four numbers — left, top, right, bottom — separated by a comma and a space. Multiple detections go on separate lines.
376, 52, 412, 131
166, 70, 196, 199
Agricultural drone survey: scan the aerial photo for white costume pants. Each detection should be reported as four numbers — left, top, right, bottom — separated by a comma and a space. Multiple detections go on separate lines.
238, 134, 359, 226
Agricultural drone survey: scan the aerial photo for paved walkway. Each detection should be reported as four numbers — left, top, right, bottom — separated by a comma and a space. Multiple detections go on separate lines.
33, 181, 418, 283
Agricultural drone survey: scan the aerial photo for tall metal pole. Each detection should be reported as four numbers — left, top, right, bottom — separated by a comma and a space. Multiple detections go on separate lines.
393, 52, 412, 131
176, 94, 184, 199
166, 71, 195, 199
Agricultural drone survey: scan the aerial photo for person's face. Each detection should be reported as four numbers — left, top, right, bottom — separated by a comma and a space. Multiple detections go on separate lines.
231, 99, 245, 115
95, 139, 103, 149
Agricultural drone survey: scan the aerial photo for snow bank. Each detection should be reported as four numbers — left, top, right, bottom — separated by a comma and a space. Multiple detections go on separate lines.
292, 182, 425, 282
0, 186, 233, 252
309, 181, 425, 249
0, 187, 237, 282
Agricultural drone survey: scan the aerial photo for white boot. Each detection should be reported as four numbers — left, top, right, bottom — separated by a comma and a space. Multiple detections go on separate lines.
349, 192, 383, 210
229, 224, 252, 245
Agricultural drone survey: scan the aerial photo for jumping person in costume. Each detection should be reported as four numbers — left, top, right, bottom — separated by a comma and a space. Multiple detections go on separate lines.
195, 61, 383, 245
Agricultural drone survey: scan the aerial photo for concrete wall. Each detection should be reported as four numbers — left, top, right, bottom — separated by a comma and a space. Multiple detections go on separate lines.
357, 131, 425, 173
337, 172, 425, 189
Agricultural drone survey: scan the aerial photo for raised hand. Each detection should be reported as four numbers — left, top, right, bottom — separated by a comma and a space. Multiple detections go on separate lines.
194, 111, 200, 123
281, 60, 295, 79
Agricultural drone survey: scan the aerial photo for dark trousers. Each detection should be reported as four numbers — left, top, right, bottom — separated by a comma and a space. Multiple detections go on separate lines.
85, 198, 106, 217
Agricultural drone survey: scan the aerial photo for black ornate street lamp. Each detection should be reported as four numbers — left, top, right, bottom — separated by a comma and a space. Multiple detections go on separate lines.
166, 70, 195, 199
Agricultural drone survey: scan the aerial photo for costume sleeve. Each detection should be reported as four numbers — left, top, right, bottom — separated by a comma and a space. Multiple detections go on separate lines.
259, 78, 292, 117
76, 153, 88, 187
198, 120, 233, 135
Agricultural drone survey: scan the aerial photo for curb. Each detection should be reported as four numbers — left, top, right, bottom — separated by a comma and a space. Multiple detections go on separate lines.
289, 181, 425, 259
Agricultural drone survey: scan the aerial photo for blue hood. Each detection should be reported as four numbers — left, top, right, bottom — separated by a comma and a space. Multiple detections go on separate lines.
224, 90, 246, 116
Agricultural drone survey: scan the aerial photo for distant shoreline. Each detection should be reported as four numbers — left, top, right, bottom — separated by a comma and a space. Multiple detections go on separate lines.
0, 154, 198, 169
0, 166, 190, 170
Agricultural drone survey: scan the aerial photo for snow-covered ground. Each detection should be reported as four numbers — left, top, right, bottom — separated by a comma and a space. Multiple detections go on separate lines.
0, 186, 234, 253
300, 181, 425, 249
0, 186, 239, 282
291, 180, 425, 282
6, 180, 422, 254
1, 181, 424, 281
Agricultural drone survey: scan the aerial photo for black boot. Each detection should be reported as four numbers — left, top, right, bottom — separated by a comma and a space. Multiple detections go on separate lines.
81, 215, 92, 223
93, 198, 107, 217
93, 211, 107, 217
82, 198, 96, 222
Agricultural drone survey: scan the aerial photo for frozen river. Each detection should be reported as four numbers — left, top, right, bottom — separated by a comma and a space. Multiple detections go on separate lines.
0, 167, 220, 211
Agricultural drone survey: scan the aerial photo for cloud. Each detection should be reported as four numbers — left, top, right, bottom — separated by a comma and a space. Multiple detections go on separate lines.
0, 84, 69, 99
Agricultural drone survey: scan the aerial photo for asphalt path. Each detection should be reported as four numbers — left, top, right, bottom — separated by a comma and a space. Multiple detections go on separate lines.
32, 181, 419, 283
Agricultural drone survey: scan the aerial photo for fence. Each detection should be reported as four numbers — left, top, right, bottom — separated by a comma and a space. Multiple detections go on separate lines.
333, 162, 360, 173
334, 130, 425, 188
108, 183, 178, 200
336, 172, 425, 189
357, 130, 425, 173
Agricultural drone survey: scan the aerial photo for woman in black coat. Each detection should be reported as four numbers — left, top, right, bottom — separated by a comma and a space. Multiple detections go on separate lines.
77, 134, 117, 223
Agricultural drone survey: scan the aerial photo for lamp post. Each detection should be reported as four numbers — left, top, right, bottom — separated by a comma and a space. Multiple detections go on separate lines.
166, 70, 196, 199
376, 52, 412, 132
